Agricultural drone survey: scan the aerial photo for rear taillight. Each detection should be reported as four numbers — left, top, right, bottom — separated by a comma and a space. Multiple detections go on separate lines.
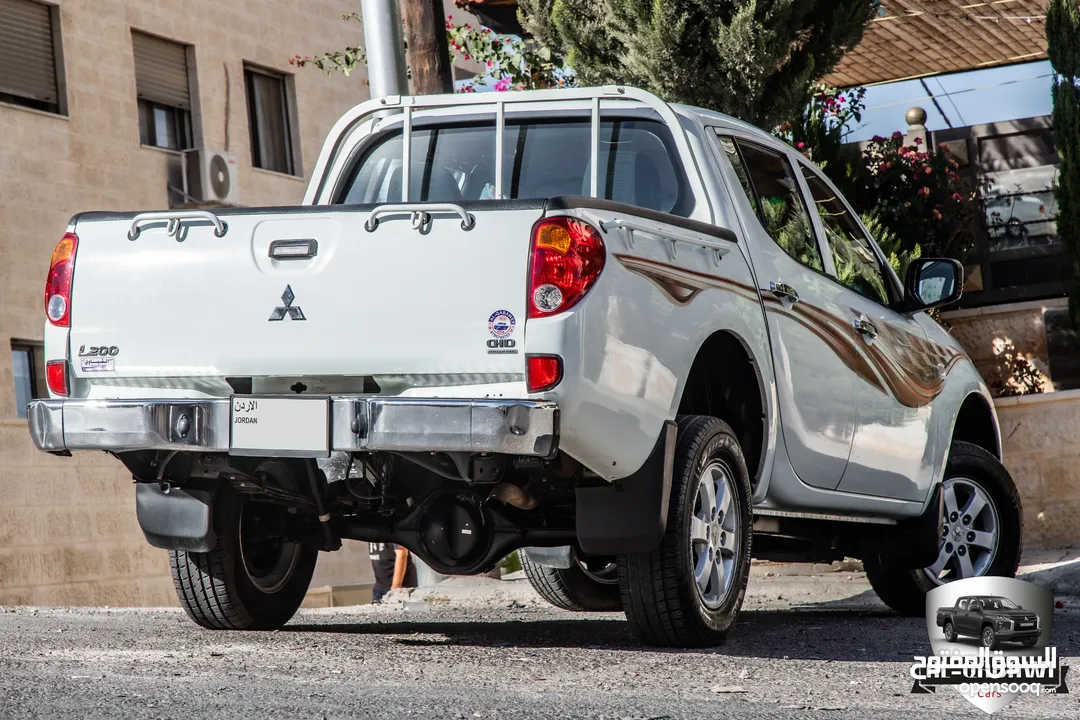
526, 355, 563, 392
45, 232, 78, 327
528, 217, 605, 318
46, 360, 68, 396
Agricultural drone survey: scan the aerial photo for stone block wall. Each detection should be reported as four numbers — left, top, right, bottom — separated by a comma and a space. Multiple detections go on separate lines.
942, 299, 1062, 394
995, 389, 1080, 547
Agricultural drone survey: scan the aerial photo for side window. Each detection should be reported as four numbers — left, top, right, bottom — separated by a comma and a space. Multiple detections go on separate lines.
958, 598, 969, 610
730, 140, 823, 273
716, 135, 759, 216
802, 170, 899, 307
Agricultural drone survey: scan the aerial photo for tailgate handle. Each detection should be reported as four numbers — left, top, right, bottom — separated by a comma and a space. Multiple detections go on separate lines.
268, 239, 318, 260
364, 203, 475, 233
128, 210, 228, 241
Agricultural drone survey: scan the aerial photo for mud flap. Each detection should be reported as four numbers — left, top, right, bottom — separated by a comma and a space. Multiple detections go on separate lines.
521, 546, 572, 569
575, 421, 676, 555
135, 482, 216, 553
876, 483, 944, 569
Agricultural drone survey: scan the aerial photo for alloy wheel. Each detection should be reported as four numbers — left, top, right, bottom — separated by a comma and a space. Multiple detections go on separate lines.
923, 476, 1000, 585
690, 460, 741, 609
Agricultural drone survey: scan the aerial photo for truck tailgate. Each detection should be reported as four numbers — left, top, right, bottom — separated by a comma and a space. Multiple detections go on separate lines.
68, 206, 542, 385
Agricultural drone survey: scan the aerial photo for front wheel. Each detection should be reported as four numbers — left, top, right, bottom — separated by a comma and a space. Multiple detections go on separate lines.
618, 415, 753, 648
982, 625, 999, 650
171, 462, 319, 630
865, 441, 1022, 617
1020, 637, 1039, 648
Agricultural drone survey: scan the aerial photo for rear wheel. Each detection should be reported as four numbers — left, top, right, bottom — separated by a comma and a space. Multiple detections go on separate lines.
943, 621, 957, 642
618, 415, 752, 648
521, 548, 622, 612
865, 441, 1022, 617
171, 461, 318, 630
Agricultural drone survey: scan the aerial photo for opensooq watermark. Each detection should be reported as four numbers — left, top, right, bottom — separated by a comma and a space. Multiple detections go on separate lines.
910, 576, 1070, 713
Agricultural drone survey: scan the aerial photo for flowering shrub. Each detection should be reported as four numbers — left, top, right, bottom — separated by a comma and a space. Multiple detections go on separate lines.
989, 338, 1048, 397
855, 132, 975, 259
290, 13, 573, 93
447, 20, 574, 92
774, 85, 865, 197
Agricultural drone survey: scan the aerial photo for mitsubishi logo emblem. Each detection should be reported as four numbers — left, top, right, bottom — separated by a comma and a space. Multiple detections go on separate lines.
268, 285, 306, 321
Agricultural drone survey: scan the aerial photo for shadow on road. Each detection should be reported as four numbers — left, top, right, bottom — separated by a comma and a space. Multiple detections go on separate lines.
285, 602, 1030, 662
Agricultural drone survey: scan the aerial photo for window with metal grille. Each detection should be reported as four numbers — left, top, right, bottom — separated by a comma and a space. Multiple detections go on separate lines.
10, 341, 45, 419
132, 30, 194, 150
244, 65, 298, 175
0, 0, 64, 114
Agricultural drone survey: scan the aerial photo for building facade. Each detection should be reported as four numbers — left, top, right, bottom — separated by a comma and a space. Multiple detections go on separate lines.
0, 0, 378, 606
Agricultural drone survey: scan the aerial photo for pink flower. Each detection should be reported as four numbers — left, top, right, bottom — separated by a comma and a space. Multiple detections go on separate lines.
464, 54, 470, 60
872, 135, 885, 143
796, 141, 805, 149
493, 77, 511, 92
914, 137, 923, 145
892, 130, 903, 140
933, 209, 942, 220
925, 167, 932, 175
838, 96, 846, 103
952, 192, 963, 201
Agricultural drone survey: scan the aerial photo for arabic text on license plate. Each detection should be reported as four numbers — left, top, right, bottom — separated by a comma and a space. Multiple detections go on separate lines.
229, 397, 329, 457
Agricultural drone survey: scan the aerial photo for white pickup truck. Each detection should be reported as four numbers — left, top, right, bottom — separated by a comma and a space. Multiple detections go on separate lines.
28, 86, 1022, 648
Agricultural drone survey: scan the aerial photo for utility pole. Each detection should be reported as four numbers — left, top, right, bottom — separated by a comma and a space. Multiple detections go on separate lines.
360, 0, 408, 98
401, 0, 454, 94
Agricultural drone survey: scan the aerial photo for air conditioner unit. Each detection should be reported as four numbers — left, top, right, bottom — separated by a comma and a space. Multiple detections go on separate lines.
184, 148, 239, 205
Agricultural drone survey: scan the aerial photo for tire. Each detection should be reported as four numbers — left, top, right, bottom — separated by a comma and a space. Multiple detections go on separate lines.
170, 462, 319, 630
1021, 637, 1038, 648
982, 625, 998, 650
943, 621, 957, 642
521, 548, 622, 612
617, 415, 753, 648
865, 441, 1022, 617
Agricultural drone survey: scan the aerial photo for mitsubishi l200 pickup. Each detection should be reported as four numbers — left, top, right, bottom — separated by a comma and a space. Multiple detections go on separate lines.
937, 596, 1041, 649
27, 86, 1022, 648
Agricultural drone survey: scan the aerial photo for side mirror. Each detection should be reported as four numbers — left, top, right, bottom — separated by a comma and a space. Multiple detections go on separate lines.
903, 258, 963, 313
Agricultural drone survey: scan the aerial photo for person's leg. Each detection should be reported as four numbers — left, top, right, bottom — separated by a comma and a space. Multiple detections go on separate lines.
371, 586, 387, 604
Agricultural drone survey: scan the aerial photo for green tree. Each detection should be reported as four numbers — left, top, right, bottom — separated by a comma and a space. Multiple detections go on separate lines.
517, 0, 877, 126
1047, 0, 1080, 325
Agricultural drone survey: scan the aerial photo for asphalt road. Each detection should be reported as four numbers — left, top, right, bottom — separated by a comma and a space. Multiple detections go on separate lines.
1, 569, 1076, 720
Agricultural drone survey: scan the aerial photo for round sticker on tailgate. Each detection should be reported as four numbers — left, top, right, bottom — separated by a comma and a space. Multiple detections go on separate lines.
488, 310, 516, 338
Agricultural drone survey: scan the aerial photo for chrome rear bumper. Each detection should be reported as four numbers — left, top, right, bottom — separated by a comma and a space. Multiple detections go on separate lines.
26, 396, 559, 457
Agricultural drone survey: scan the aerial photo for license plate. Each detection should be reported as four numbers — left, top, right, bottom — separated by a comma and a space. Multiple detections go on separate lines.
229, 396, 329, 457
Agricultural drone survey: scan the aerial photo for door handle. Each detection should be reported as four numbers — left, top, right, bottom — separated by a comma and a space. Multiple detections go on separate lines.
853, 315, 878, 341
768, 280, 800, 305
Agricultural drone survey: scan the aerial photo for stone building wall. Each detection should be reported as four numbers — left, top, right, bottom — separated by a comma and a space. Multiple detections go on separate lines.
0, 0, 376, 606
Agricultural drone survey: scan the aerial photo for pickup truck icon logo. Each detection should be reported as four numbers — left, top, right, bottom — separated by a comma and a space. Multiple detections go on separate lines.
935, 595, 1041, 650
268, 285, 306, 321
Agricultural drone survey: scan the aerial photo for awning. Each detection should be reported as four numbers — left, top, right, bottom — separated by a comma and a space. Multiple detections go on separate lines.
825, 0, 1050, 88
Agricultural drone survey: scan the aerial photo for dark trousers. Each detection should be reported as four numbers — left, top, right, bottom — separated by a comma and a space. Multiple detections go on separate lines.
372, 585, 389, 603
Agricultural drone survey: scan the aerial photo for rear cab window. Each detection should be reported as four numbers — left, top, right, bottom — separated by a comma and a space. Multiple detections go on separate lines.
335, 116, 694, 217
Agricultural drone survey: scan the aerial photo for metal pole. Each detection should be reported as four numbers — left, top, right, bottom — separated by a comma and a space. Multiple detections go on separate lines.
361, 0, 408, 99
